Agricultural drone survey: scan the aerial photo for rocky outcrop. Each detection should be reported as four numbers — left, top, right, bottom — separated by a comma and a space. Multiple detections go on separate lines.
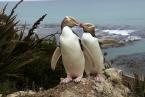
6, 91, 36, 97
100, 38, 125, 48
5, 68, 135, 97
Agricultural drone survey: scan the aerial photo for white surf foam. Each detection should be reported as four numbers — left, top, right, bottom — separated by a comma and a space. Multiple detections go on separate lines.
102, 30, 135, 36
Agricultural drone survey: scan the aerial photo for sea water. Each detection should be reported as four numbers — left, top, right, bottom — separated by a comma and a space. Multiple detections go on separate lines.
103, 39, 145, 60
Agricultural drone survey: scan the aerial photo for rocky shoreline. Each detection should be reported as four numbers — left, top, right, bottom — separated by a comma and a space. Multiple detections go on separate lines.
17, 24, 144, 49
19, 24, 145, 76
111, 52, 145, 76
18, 23, 145, 75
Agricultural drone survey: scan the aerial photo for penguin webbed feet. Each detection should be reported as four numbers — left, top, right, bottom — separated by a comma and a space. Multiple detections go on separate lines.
87, 73, 105, 82
60, 74, 83, 84
74, 76, 83, 83
60, 74, 72, 84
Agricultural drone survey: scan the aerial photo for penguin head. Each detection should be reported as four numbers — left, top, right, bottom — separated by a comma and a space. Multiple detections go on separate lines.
61, 16, 79, 29
80, 23, 95, 37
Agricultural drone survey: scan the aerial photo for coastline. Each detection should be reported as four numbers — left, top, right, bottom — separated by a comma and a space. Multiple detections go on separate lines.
111, 52, 145, 76
17, 23, 145, 76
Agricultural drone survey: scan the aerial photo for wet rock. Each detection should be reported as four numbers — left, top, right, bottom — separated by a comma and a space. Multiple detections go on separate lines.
112, 53, 145, 75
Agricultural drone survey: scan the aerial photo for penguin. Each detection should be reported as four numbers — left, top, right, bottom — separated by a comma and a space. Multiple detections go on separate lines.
80, 23, 105, 81
51, 16, 85, 83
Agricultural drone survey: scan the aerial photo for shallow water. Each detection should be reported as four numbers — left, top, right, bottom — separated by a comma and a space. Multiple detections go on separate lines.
103, 39, 145, 60
102, 39, 145, 75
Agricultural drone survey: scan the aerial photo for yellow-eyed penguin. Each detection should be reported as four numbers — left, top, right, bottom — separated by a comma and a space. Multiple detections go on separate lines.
51, 16, 85, 83
80, 23, 105, 81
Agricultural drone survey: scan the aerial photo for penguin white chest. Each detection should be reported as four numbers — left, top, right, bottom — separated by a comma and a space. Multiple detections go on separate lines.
60, 26, 85, 76
82, 33, 104, 74
60, 36, 81, 59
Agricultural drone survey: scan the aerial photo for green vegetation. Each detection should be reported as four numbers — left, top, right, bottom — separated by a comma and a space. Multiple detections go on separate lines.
133, 74, 145, 97
0, 0, 65, 94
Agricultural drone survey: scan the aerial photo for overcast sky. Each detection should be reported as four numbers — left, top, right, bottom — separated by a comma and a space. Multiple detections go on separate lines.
0, 0, 51, 1
0, 0, 144, 25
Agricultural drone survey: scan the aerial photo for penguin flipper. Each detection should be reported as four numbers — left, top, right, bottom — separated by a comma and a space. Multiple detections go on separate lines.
51, 47, 61, 70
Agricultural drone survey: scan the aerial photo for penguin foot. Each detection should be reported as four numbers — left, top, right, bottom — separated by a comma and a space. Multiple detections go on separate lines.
61, 76, 72, 84
95, 74, 105, 82
74, 76, 82, 83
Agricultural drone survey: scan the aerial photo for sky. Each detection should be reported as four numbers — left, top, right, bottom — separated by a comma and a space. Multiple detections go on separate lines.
0, 0, 145, 25
0, 0, 51, 1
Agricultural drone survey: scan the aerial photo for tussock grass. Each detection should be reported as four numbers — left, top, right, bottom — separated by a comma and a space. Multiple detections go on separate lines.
0, 0, 65, 94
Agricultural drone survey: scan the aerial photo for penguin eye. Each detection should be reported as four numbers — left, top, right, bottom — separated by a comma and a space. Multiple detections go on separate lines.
85, 25, 89, 27
87, 25, 91, 28
87, 24, 91, 27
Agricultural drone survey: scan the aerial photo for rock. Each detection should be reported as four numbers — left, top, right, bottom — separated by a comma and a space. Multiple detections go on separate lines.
6, 68, 135, 97
104, 68, 123, 84
112, 53, 145, 75
60, 90, 79, 97
15, 68, 135, 97
100, 38, 125, 48
6, 90, 36, 97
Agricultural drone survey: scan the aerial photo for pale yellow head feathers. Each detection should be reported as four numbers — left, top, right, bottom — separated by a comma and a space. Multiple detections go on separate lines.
61, 16, 79, 29
80, 23, 95, 37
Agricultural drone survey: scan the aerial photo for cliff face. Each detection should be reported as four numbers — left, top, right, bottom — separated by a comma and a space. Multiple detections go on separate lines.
6, 68, 135, 97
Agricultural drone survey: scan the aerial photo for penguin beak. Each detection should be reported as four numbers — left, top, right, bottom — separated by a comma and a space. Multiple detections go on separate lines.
80, 23, 84, 26
79, 23, 84, 28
